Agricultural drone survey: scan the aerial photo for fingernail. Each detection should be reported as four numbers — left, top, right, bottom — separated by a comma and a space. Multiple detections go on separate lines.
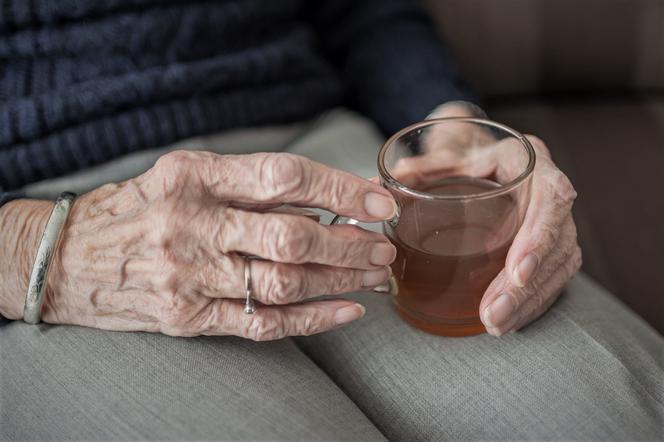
362, 267, 390, 287
482, 293, 516, 328
485, 314, 519, 337
370, 243, 397, 266
334, 303, 366, 325
486, 326, 504, 337
364, 192, 396, 219
514, 253, 538, 287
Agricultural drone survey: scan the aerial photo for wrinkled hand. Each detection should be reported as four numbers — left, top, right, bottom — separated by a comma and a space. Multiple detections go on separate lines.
409, 103, 582, 336
480, 135, 582, 336
42, 151, 397, 340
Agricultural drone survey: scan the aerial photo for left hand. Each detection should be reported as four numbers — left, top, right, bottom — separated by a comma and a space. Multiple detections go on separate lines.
408, 102, 583, 336
480, 135, 581, 336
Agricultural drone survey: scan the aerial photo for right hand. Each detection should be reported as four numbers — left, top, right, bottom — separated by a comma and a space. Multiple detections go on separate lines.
38, 151, 397, 340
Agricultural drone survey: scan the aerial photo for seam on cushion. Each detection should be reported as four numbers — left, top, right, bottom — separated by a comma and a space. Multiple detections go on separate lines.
236, 336, 389, 441
291, 336, 390, 441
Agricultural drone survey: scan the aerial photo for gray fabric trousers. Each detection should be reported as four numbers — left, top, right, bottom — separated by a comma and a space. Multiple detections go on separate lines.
2, 110, 663, 441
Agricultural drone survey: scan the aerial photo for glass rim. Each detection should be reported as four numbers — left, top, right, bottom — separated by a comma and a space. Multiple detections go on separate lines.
377, 117, 536, 201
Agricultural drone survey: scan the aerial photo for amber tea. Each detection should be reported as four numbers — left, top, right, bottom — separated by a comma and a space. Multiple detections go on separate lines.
386, 177, 519, 336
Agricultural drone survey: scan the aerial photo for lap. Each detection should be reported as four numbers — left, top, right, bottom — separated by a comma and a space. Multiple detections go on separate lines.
7, 109, 663, 440
295, 274, 664, 441
0, 324, 384, 441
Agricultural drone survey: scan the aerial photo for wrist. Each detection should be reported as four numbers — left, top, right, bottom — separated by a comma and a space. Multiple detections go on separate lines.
0, 199, 53, 319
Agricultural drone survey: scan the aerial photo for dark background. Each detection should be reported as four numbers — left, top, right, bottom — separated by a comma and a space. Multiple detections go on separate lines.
423, 0, 664, 333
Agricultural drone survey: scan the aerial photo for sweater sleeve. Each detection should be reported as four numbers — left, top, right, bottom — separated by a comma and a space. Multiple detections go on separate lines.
0, 191, 24, 325
306, 0, 478, 136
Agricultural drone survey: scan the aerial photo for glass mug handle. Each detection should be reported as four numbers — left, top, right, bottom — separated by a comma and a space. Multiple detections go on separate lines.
330, 209, 400, 294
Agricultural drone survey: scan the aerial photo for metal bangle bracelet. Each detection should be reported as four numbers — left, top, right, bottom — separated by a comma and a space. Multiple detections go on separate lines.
23, 192, 76, 324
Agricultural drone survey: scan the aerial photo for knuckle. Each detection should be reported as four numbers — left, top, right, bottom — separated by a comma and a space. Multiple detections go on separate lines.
204, 207, 227, 252
197, 301, 224, 335
263, 265, 306, 304
159, 294, 190, 335
526, 135, 551, 158
346, 224, 372, 242
151, 200, 191, 241
336, 226, 374, 266
560, 247, 582, 281
155, 150, 196, 179
265, 218, 315, 263
245, 314, 285, 341
572, 246, 583, 272
152, 253, 181, 292
148, 151, 201, 198
325, 174, 356, 214
550, 170, 577, 204
301, 315, 316, 336
334, 242, 355, 268
151, 204, 173, 239
537, 221, 559, 248
329, 176, 347, 210
215, 207, 239, 253
560, 242, 574, 262
294, 310, 326, 336
331, 270, 358, 293
260, 153, 307, 200
197, 263, 219, 293
568, 217, 579, 238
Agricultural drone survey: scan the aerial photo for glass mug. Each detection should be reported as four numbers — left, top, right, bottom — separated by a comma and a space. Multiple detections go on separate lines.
334, 118, 535, 337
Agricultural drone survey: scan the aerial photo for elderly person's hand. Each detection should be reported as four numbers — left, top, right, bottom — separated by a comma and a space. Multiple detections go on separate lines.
395, 102, 582, 336
1, 151, 398, 340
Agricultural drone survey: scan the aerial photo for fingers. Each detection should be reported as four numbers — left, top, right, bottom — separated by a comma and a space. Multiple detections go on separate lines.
510, 244, 582, 332
153, 151, 397, 222
206, 207, 396, 269
389, 150, 476, 189
193, 255, 391, 305
482, 215, 576, 311
424, 101, 493, 153
478, 135, 579, 335
202, 298, 366, 340
505, 139, 577, 288
480, 216, 581, 336
388, 137, 527, 190
250, 261, 390, 305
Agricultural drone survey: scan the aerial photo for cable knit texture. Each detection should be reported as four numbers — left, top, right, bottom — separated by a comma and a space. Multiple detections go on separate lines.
0, 0, 472, 191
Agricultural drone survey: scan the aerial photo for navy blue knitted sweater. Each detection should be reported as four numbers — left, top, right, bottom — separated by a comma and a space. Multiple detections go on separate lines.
0, 0, 472, 192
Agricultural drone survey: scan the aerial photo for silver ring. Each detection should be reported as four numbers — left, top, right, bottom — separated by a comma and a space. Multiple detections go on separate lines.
243, 256, 256, 314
